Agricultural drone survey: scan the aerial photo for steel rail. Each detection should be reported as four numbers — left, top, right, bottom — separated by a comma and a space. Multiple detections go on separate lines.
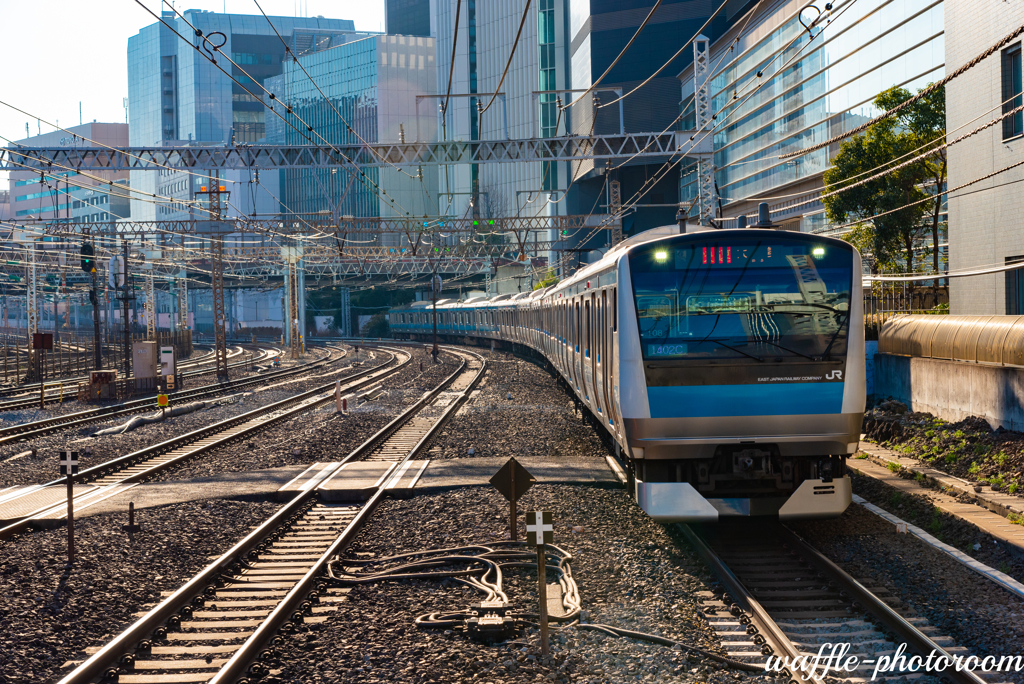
676, 524, 801, 669
0, 349, 410, 540
208, 347, 487, 684
54, 487, 320, 684
56, 346, 487, 684
777, 525, 988, 684
0, 347, 218, 398
0, 346, 263, 411
0, 346, 338, 444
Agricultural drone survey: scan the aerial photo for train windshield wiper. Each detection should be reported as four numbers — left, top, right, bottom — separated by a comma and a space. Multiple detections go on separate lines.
819, 313, 850, 360
756, 339, 817, 361
708, 339, 764, 362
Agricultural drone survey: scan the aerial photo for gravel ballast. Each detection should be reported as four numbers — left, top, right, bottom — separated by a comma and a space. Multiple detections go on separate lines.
266, 485, 776, 684
0, 347, 370, 488
148, 349, 462, 481
429, 352, 608, 464
0, 498, 281, 684
793, 501, 1024, 681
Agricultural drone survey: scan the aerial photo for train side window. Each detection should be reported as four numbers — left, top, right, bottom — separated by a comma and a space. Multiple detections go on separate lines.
584, 300, 591, 358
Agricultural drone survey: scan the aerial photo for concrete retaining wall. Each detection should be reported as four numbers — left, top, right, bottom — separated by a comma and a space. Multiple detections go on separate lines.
875, 353, 1024, 430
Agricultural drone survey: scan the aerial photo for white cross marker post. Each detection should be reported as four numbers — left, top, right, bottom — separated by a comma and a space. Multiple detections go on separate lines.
526, 510, 554, 655
59, 451, 79, 564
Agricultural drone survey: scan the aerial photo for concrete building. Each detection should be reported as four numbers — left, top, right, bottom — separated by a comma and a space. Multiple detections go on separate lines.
127, 10, 358, 223
946, 0, 1024, 314
0, 190, 10, 223
676, 0, 944, 231
264, 33, 438, 230
8, 123, 130, 225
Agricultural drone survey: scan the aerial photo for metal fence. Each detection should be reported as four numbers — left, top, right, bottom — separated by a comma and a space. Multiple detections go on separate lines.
864, 283, 948, 338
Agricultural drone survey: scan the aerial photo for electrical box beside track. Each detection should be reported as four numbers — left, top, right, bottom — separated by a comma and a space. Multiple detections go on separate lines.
133, 341, 158, 390
85, 370, 118, 400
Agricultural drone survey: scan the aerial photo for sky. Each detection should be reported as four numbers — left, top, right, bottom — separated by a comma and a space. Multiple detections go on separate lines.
0, 0, 387, 187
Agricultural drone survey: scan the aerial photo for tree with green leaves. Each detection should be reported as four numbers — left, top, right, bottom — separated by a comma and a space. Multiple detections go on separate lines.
533, 268, 559, 290
824, 85, 946, 281
361, 312, 390, 338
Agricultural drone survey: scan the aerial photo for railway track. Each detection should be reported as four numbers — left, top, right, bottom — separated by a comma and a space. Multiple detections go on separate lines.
682, 522, 998, 684
55, 348, 485, 684
0, 347, 220, 400
0, 346, 270, 412
0, 347, 413, 540
0, 346, 339, 445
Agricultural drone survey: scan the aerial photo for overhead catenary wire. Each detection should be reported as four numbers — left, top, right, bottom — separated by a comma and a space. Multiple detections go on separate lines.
441, 0, 463, 120
572, 0, 842, 245
251, 0, 419, 181
561, 0, 664, 111
147, 1, 421, 223
817, 155, 1024, 235
720, 90, 1024, 205
478, 0, 533, 116
590, 0, 734, 111
769, 100, 1024, 215
780, 20, 1024, 160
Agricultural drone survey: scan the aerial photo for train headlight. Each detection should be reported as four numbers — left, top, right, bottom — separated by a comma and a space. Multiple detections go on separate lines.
654, 250, 668, 262
812, 247, 825, 257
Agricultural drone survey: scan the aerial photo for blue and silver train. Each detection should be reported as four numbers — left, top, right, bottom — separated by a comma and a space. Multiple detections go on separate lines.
392, 224, 864, 522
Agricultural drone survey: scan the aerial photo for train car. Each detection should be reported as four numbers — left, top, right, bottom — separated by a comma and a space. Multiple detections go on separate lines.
391, 224, 864, 522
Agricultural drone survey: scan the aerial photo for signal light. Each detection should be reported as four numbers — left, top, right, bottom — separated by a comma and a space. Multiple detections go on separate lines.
80, 241, 95, 273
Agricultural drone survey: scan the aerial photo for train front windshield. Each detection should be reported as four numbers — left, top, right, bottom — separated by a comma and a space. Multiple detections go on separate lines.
629, 235, 854, 361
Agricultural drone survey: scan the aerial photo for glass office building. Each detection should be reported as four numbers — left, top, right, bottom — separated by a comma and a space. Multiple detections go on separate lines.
265, 34, 437, 226
127, 10, 357, 222
678, 0, 944, 231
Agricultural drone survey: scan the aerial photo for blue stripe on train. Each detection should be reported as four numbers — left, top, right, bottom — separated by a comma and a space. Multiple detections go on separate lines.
646, 383, 844, 418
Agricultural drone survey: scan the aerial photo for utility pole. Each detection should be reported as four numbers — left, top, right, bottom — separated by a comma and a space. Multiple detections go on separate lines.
145, 273, 156, 341
609, 179, 623, 246
121, 239, 132, 378
288, 260, 300, 359
195, 176, 230, 380
81, 239, 102, 369
431, 273, 440, 362
177, 269, 188, 332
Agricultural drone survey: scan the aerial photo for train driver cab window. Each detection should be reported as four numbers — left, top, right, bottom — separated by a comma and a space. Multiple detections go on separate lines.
629, 237, 854, 361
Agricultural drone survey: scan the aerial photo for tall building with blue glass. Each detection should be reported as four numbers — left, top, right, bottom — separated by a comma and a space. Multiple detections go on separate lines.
677, 0, 944, 231
264, 34, 437, 229
126, 10, 357, 223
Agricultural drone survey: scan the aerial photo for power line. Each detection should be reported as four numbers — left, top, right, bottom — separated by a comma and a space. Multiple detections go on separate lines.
251, 0, 419, 181
780, 19, 1024, 160
146, 1, 419, 222
561, 0, 664, 111
479, 0, 532, 116
441, 0, 463, 119
818, 156, 1024, 235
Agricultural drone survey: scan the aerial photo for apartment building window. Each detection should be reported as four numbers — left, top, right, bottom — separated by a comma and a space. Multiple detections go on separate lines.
1002, 44, 1022, 140
1006, 257, 1024, 314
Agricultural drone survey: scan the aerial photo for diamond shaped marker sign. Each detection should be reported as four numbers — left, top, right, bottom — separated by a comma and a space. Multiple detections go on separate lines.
526, 511, 553, 547
489, 457, 535, 503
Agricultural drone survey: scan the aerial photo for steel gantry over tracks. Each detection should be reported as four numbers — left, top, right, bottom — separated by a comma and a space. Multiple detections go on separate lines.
0, 132, 711, 171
